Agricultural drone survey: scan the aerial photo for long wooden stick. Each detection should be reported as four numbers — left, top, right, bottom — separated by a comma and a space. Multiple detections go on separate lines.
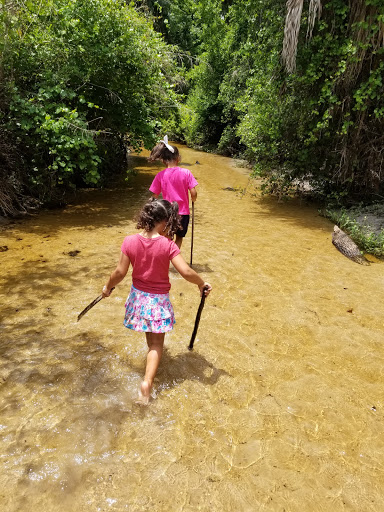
188, 285, 209, 351
190, 202, 195, 266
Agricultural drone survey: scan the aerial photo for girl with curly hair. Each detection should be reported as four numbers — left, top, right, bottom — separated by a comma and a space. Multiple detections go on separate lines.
102, 198, 212, 404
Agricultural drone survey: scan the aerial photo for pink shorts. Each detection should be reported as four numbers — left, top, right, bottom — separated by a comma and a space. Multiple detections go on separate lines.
124, 285, 175, 333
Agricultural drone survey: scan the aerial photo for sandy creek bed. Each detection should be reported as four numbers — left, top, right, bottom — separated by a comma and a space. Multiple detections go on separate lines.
1, 146, 384, 511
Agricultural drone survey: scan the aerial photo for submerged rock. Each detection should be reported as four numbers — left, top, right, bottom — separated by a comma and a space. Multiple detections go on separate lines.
65, 250, 81, 257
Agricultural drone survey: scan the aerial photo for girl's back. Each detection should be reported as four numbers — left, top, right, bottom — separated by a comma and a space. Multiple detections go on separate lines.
150, 166, 197, 215
121, 233, 179, 294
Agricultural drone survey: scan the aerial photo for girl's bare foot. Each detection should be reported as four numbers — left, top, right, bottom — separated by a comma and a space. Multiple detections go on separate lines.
135, 381, 150, 405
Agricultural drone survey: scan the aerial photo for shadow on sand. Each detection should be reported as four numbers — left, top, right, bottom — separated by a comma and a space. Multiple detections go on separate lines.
155, 347, 230, 396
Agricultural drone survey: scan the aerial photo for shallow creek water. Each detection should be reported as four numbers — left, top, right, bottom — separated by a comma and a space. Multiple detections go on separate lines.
1, 146, 384, 512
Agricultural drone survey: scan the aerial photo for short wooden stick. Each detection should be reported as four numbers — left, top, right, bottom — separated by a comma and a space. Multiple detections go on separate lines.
188, 285, 209, 351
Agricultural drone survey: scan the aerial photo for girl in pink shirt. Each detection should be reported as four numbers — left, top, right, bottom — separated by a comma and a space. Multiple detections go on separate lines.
149, 136, 198, 249
102, 198, 212, 405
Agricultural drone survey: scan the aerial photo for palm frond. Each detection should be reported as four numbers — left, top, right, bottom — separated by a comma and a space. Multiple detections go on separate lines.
282, 0, 322, 73
282, 0, 304, 73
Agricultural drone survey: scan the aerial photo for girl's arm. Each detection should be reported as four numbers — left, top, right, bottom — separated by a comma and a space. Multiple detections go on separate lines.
189, 187, 197, 202
171, 254, 211, 296
102, 252, 130, 297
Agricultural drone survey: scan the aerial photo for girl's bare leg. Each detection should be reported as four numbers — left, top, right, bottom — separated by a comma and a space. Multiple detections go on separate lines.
137, 332, 165, 405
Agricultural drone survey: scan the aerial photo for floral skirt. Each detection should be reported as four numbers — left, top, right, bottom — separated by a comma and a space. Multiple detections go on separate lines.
124, 285, 175, 333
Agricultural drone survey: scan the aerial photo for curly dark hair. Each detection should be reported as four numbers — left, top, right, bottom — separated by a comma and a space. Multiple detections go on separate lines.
136, 198, 181, 238
148, 142, 180, 164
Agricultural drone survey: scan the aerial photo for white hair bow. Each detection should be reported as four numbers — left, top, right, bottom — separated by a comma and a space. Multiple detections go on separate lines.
160, 135, 175, 153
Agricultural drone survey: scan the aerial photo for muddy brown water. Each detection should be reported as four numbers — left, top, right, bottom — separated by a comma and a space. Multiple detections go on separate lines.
1, 146, 384, 511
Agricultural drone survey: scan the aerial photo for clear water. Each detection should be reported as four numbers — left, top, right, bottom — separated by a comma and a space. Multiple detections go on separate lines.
1, 147, 383, 511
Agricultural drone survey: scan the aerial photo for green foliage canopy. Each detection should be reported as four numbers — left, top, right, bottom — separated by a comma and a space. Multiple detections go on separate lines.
2, 0, 383, 213
0, 0, 178, 208
146, 0, 384, 200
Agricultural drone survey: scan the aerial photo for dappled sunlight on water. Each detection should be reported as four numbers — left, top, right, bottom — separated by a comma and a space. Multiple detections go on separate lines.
1, 147, 384, 511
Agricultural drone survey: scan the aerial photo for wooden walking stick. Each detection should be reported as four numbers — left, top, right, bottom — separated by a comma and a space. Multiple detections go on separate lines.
77, 288, 114, 322
188, 285, 209, 351
190, 202, 195, 266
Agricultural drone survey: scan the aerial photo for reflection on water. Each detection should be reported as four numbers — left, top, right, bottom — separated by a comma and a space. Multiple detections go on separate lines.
1, 147, 384, 511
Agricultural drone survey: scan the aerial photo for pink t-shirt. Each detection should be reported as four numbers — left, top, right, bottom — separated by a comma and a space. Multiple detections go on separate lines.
121, 234, 180, 294
149, 167, 198, 215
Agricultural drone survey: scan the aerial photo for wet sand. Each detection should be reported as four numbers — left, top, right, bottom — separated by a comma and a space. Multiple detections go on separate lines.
1, 146, 384, 511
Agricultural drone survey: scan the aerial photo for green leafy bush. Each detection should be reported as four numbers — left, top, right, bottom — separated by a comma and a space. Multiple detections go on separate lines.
1, 0, 178, 208
152, 0, 384, 201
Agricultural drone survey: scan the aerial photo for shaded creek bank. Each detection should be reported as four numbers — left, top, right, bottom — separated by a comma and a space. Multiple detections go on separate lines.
1, 146, 384, 511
